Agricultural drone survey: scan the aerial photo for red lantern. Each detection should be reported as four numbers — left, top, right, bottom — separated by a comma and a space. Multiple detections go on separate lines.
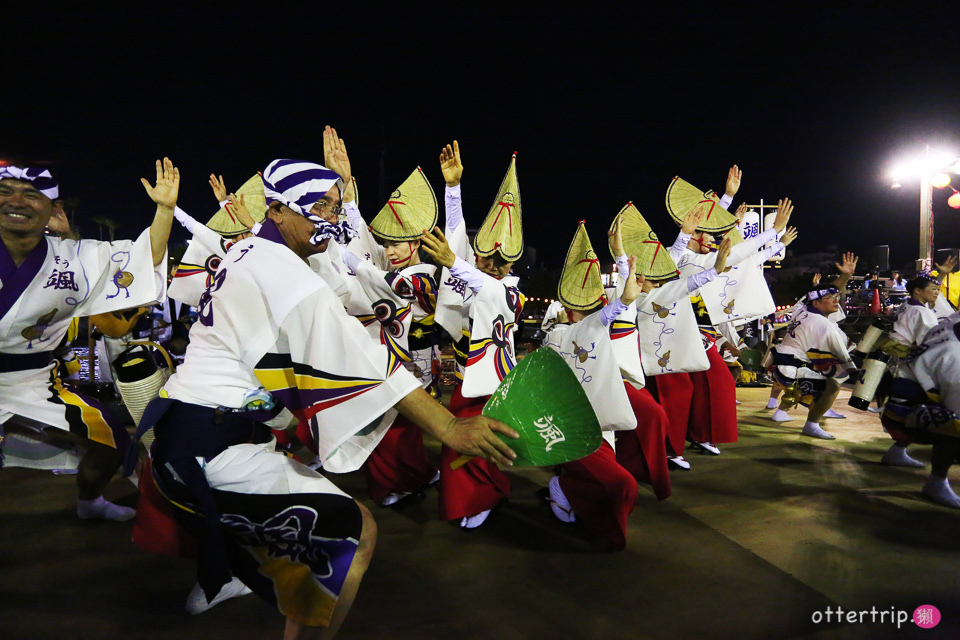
949, 191, 960, 209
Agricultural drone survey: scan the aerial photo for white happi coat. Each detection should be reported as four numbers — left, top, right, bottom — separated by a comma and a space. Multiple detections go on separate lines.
435, 187, 523, 398
777, 305, 854, 380
890, 300, 939, 348
544, 313, 636, 447
162, 232, 419, 472
168, 223, 232, 307
349, 260, 439, 388
672, 229, 779, 325
1, 229, 166, 465
897, 315, 960, 431
635, 278, 709, 375
609, 278, 645, 389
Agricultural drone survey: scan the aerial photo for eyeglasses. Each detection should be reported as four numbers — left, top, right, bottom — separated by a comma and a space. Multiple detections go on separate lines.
311, 200, 343, 218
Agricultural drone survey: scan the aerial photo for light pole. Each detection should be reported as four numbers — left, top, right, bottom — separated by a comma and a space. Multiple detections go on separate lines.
890, 145, 959, 270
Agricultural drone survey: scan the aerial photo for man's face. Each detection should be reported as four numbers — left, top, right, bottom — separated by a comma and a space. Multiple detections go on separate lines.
476, 254, 514, 278
812, 293, 841, 314
0, 179, 53, 236
308, 185, 343, 223
383, 239, 419, 269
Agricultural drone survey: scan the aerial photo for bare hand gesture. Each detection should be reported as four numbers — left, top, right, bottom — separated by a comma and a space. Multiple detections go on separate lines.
835, 252, 858, 276
725, 164, 742, 197
440, 140, 463, 187
46, 205, 73, 237
323, 125, 352, 184
620, 256, 645, 305
420, 226, 456, 268
608, 213, 625, 257
713, 236, 733, 273
780, 226, 798, 247
208, 174, 228, 202
734, 202, 748, 223
812, 273, 822, 286
772, 197, 793, 232
444, 415, 518, 467
681, 206, 706, 235
141, 157, 180, 210
935, 254, 958, 275
227, 193, 256, 230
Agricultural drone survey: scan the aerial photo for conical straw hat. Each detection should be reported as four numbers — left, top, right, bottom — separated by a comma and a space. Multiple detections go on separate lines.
206, 174, 267, 236
611, 203, 680, 280
723, 226, 745, 247
558, 221, 605, 312
482, 347, 602, 467
665, 177, 738, 234
474, 153, 523, 260
370, 167, 437, 241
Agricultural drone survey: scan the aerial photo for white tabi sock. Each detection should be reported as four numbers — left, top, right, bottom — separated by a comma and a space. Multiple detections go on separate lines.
77, 496, 136, 522
801, 421, 836, 440
766, 398, 779, 409
772, 409, 794, 422
547, 476, 576, 523
881, 443, 926, 468
922, 476, 960, 509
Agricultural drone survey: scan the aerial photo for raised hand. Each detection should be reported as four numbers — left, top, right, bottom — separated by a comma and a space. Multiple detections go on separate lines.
141, 157, 180, 210
780, 226, 798, 247
323, 125, 352, 184
227, 193, 256, 230
935, 254, 958, 275
772, 197, 793, 232
420, 226, 456, 268
725, 164, 742, 197
440, 140, 463, 187
46, 205, 73, 237
713, 236, 733, 273
608, 213, 625, 257
681, 206, 706, 235
621, 256, 645, 305
835, 251, 858, 275
812, 273, 822, 286
734, 202, 748, 223
208, 174, 228, 202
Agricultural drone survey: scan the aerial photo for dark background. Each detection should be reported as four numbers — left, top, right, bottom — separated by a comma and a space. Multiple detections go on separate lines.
5, 3, 960, 270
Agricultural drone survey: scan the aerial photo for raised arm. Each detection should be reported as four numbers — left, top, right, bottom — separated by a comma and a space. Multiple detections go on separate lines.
323, 125, 352, 187
140, 157, 179, 266
833, 252, 858, 292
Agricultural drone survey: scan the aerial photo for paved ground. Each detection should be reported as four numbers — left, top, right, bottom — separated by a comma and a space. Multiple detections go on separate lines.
2, 386, 959, 640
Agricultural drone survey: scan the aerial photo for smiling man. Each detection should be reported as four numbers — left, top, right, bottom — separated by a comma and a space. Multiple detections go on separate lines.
0, 161, 174, 520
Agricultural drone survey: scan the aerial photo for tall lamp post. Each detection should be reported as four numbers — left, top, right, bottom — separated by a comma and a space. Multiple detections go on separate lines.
890, 146, 960, 270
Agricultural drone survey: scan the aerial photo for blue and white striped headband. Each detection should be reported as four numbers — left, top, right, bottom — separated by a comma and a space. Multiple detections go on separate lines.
262, 159, 344, 217
0, 166, 59, 199
917, 269, 940, 285
262, 159, 356, 246
808, 286, 840, 300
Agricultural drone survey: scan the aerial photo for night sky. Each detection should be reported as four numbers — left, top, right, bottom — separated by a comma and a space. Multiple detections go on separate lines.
6, 4, 960, 270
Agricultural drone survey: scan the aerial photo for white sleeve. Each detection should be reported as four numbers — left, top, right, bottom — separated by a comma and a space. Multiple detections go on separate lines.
598, 297, 628, 327
445, 184, 464, 233
174, 206, 200, 234
615, 255, 630, 279
669, 231, 691, 261
686, 268, 718, 293
728, 228, 778, 266
450, 256, 488, 293
719, 193, 733, 210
